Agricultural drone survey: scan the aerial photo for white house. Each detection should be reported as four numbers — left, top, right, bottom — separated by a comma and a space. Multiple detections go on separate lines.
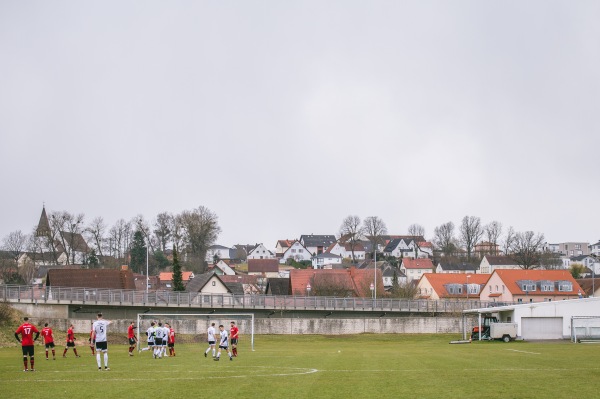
326, 242, 366, 260
383, 238, 433, 259
311, 253, 343, 269
400, 258, 434, 281
300, 234, 337, 256
247, 243, 275, 260
590, 241, 600, 257
280, 241, 312, 264
210, 260, 236, 276
479, 256, 521, 274
205, 245, 232, 262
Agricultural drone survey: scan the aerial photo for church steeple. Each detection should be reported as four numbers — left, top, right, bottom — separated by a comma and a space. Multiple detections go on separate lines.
36, 205, 51, 237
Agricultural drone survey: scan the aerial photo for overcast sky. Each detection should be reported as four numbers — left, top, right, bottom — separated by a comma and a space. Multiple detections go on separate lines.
1, 1, 598, 249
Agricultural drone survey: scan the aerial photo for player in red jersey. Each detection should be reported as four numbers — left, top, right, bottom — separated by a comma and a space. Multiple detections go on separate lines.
14, 317, 40, 371
230, 321, 239, 357
41, 323, 56, 360
88, 321, 95, 355
166, 323, 176, 357
127, 322, 137, 356
63, 324, 80, 357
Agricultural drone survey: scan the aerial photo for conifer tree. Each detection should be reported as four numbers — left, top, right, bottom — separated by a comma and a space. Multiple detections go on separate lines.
171, 245, 185, 291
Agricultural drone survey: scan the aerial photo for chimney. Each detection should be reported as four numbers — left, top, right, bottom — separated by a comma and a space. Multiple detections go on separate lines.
121, 265, 128, 271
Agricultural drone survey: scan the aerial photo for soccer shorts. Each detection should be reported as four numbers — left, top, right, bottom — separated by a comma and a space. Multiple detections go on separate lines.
147, 341, 154, 346
45, 342, 55, 349
167, 342, 174, 348
154, 338, 163, 346
95, 341, 108, 351
218, 345, 228, 350
208, 340, 215, 345
22, 345, 34, 356
129, 338, 136, 345
66, 341, 75, 347
231, 338, 238, 345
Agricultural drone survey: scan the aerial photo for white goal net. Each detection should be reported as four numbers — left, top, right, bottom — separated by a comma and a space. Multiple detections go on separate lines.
136, 313, 255, 351
571, 316, 600, 342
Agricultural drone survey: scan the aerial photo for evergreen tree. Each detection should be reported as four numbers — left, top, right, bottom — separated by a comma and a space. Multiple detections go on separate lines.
171, 245, 185, 291
88, 249, 99, 268
130, 230, 147, 274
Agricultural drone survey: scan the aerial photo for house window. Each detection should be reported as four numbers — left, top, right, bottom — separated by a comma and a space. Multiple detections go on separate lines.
518, 298, 523, 303
502, 285, 505, 293
575, 244, 581, 250
292, 249, 296, 253
489, 286, 492, 292
495, 285, 498, 292
299, 249, 303, 253
211, 281, 216, 286
558, 281, 573, 292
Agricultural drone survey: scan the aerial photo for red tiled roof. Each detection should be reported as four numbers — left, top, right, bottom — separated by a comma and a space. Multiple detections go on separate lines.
220, 275, 258, 284
159, 272, 194, 282
493, 269, 583, 296
248, 259, 279, 273
402, 258, 434, 270
419, 273, 490, 298
290, 268, 384, 297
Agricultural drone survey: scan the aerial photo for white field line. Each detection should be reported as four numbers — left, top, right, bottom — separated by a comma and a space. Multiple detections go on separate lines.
506, 349, 541, 355
3, 366, 319, 382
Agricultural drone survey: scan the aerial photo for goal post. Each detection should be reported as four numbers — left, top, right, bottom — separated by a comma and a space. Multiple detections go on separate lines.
136, 313, 255, 352
571, 316, 600, 343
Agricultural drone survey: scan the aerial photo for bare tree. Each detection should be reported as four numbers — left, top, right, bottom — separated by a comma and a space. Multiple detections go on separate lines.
154, 212, 173, 253
363, 216, 388, 258
178, 206, 221, 273
48, 211, 86, 264
86, 217, 106, 256
339, 215, 363, 263
506, 230, 545, 269
484, 221, 502, 256
459, 216, 483, 261
2, 230, 28, 264
132, 215, 156, 254
503, 226, 515, 255
108, 219, 131, 260
433, 222, 457, 257
407, 224, 425, 239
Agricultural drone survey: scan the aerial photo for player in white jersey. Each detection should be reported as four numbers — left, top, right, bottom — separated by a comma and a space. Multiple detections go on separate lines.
92, 313, 112, 371
142, 322, 156, 352
213, 325, 232, 361
204, 323, 216, 358
159, 324, 169, 358
154, 322, 167, 359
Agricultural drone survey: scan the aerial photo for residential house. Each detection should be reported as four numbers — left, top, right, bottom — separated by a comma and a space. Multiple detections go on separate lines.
311, 253, 343, 269
220, 274, 262, 295
416, 273, 490, 300
479, 256, 521, 274
185, 272, 232, 295
248, 259, 280, 278
275, 240, 294, 259
400, 258, 434, 281
299, 234, 337, 255
382, 238, 432, 259
158, 271, 195, 290
280, 241, 312, 264
247, 243, 275, 260
474, 241, 501, 257
133, 273, 160, 291
209, 260, 236, 276
590, 240, 600, 257
576, 278, 600, 297
31, 264, 81, 286
289, 267, 384, 297
326, 242, 366, 261
18, 251, 68, 267
265, 278, 290, 295
479, 269, 584, 303
382, 265, 407, 289
435, 260, 479, 274
569, 255, 598, 271
46, 267, 136, 290
205, 245, 232, 263
545, 242, 590, 257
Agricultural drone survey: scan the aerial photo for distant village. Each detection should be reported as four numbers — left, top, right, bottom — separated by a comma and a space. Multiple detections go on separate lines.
2, 206, 600, 303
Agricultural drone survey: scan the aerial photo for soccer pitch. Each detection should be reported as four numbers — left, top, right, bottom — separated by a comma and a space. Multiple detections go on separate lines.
0, 334, 598, 399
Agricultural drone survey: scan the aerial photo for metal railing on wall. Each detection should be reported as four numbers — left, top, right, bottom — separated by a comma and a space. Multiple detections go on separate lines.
0, 285, 511, 313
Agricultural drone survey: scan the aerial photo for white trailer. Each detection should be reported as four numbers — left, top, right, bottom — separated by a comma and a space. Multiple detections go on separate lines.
489, 322, 518, 342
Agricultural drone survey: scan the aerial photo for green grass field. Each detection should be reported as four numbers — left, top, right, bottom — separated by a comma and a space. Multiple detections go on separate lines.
0, 334, 598, 399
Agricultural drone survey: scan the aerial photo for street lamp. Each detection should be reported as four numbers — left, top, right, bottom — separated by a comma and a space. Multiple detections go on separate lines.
146, 244, 149, 294
466, 275, 471, 301
306, 282, 311, 296
370, 282, 375, 299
